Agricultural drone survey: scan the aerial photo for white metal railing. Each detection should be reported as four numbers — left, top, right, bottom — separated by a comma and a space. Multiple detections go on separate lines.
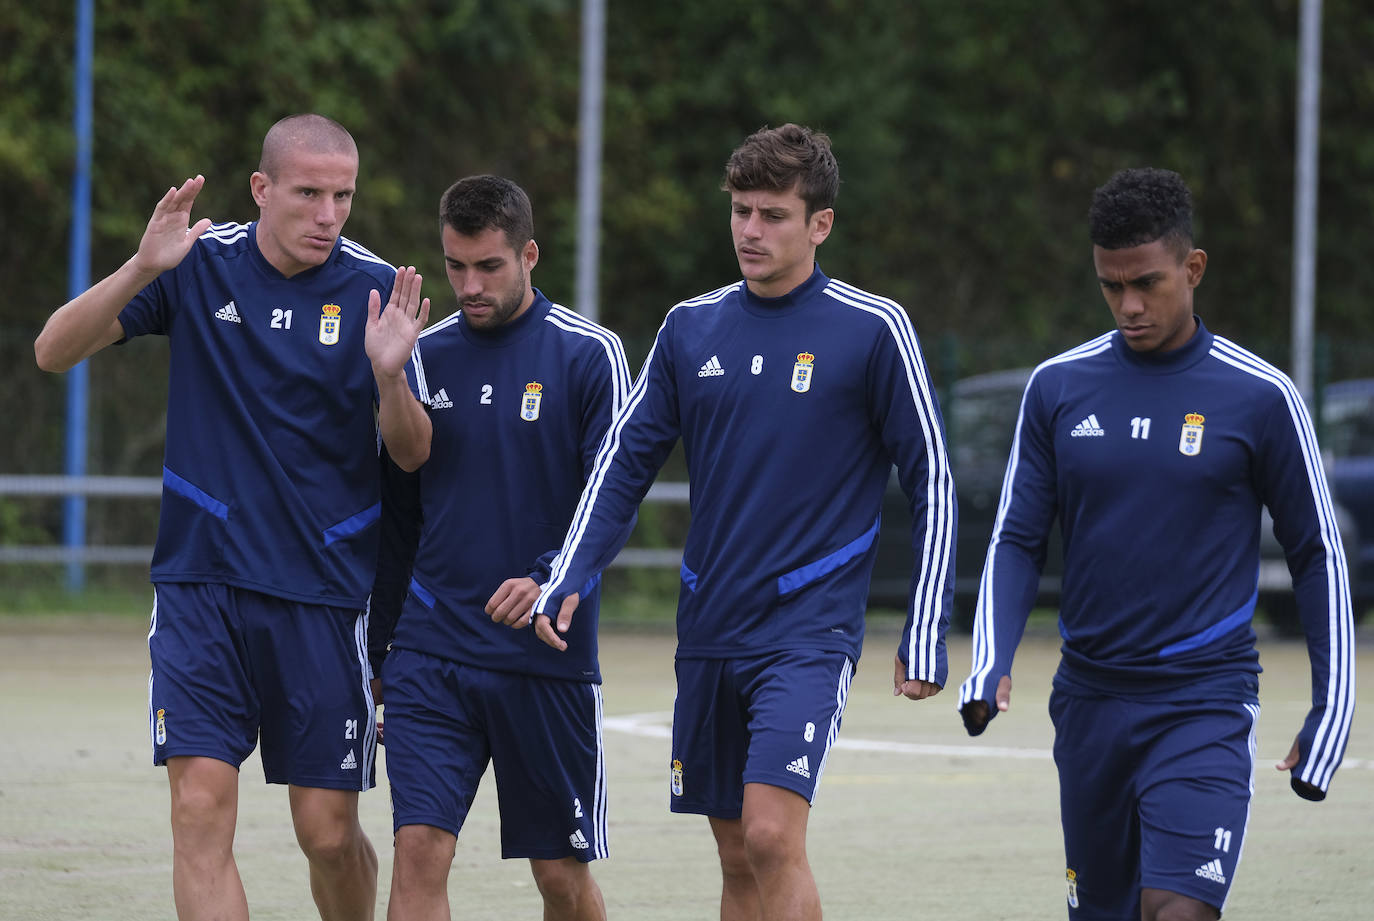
0, 475, 690, 567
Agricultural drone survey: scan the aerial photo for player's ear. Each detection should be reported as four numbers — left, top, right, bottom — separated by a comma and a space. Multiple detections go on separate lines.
523, 239, 539, 272
808, 208, 834, 247
250, 171, 271, 209
1184, 248, 1207, 287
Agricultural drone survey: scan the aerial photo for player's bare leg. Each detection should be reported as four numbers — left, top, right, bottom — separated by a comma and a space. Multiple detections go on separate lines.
289, 785, 378, 921
709, 783, 818, 921
530, 856, 606, 921
739, 783, 819, 921
167, 756, 248, 921
387, 823, 456, 921
709, 816, 763, 921
1140, 888, 1220, 921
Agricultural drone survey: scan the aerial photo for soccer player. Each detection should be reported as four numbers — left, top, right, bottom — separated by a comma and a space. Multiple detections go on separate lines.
34, 113, 431, 921
957, 167, 1356, 921
529, 124, 956, 921
367, 175, 631, 921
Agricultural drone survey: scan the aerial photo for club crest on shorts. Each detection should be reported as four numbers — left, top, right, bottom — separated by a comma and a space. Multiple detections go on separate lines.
671, 759, 684, 797
318, 304, 342, 345
1178, 412, 1205, 456
1065, 868, 1079, 908
521, 382, 543, 421
155, 707, 167, 745
790, 352, 815, 393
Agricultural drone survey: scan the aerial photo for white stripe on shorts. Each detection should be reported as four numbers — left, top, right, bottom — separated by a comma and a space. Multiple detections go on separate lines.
810, 656, 855, 803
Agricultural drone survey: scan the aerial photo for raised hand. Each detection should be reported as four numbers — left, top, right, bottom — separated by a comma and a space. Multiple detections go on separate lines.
131, 176, 214, 277
367, 266, 430, 379
35, 175, 215, 372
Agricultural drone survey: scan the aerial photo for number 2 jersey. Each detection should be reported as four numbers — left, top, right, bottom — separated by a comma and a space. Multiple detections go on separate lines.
117, 221, 396, 608
532, 266, 956, 684
368, 291, 632, 683
959, 320, 1355, 796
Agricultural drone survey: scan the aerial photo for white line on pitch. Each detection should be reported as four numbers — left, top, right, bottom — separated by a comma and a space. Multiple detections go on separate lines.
602, 711, 1050, 760
602, 711, 1373, 769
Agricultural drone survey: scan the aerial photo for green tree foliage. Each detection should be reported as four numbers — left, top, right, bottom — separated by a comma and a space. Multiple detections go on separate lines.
3, 0, 1372, 545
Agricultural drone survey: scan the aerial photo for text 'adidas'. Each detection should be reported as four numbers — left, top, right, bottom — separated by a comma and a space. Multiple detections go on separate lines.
1071, 414, 1105, 437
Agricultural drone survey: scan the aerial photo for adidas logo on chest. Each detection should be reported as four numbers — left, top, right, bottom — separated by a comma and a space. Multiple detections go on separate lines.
698, 355, 725, 377
1070, 414, 1105, 437
214, 301, 242, 324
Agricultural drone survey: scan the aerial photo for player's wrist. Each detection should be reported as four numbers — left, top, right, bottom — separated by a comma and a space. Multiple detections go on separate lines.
370, 362, 409, 385
122, 253, 167, 290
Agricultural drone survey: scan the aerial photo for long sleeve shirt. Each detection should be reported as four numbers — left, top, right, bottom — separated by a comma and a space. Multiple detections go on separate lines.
533, 266, 956, 683
959, 321, 1355, 796
368, 292, 631, 682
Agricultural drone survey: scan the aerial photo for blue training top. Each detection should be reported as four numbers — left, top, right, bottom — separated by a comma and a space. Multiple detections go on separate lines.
533, 265, 957, 685
118, 221, 396, 608
368, 291, 632, 683
959, 320, 1356, 796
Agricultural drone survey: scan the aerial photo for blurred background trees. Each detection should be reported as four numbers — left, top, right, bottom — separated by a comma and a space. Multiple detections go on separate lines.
3, 0, 1372, 568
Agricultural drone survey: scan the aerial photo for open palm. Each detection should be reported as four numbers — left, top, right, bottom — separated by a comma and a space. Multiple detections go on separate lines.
366, 266, 430, 377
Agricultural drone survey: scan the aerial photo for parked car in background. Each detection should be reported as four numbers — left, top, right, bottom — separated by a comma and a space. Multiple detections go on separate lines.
868, 368, 1059, 628
869, 371, 1373, 634
1259, 378, 1374, 633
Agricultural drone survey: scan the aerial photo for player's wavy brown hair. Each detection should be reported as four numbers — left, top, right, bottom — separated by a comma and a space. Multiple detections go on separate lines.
723, 123, 839, 219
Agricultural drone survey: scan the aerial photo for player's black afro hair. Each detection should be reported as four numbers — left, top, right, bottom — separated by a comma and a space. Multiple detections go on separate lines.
1089, 167, 1193, 256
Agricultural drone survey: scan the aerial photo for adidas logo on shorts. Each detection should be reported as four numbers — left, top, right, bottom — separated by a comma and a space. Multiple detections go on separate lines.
785, 755, 811, 779
340, 749, 358, 770
1194, 859, 1226, 884
569, 829, 590, 850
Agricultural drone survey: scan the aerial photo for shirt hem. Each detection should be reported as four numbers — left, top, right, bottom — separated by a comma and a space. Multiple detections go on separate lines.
674, 638, 860, 660
150, 572, 366, 609
389, 641, 603, 685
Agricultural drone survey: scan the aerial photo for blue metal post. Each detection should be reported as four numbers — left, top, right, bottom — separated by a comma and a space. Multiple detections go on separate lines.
64, 0, 94, 590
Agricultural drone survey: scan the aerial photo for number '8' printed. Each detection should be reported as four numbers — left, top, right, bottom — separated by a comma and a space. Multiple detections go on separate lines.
803, 721, 815, 743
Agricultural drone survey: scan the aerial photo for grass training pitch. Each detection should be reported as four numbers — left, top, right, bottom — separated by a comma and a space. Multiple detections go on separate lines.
1, 612, 1370, 919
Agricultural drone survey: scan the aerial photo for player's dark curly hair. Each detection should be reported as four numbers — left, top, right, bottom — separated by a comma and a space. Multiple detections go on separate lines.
440, 175, 534, 250
723, 123, 839, 219
1089, 167, 1193, 258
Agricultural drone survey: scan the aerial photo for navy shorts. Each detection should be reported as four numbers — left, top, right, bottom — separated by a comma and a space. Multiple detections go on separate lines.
1050, 690, 1260, 918
147, 582, 376, 790
670, 650, 854, 818
382, 647, 608, 861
